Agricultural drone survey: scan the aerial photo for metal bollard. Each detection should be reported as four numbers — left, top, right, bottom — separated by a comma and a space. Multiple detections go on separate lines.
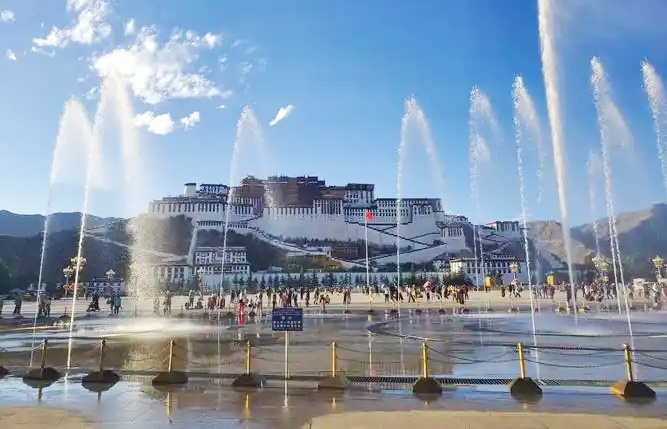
421, 340, 429, 379
40, 339, 49, 374
623, 343, 634, 381
517, 342, 527, 379
245, 341, 252, 375
168, 340, 175, 372
98, 338, 107, 372
331, 341, 338, 377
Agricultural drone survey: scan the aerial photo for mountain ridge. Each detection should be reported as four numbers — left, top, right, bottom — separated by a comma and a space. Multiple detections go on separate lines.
1, 203, 667, 291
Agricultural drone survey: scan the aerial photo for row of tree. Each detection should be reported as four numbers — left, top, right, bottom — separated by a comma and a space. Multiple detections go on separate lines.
212, 271, 471, 290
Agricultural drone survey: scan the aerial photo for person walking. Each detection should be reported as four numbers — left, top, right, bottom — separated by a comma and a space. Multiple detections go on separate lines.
13, 293, 22, 316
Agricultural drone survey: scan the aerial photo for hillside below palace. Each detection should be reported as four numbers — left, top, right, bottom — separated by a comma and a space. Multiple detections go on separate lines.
146, 176, 525, 269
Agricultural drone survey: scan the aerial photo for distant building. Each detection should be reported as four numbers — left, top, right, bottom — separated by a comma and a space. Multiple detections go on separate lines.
194, 246, 251, 290
146, 176, 525, 267
450, 254, 529, 285
485, 221, 521, 236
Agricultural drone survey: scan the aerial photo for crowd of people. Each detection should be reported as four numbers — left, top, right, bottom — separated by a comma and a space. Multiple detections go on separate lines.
2, 277, 665, 320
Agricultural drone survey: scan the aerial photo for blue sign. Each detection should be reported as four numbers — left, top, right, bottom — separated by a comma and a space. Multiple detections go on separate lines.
272, 307, 303, 332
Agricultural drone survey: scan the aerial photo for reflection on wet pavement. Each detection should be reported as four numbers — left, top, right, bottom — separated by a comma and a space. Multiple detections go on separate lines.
1, 309, 667, 427
0, 376, 666, 429
2, 311, 667, 382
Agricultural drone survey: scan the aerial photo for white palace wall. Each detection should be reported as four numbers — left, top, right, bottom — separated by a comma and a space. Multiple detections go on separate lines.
148, 198, 471, 264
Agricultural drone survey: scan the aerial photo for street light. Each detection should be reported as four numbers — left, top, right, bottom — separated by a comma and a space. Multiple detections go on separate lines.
592, 254, 610, 285
63, 266, 74, 298
651, 255, 664, 281
68, 256, 87, 298
592, 254, 609, 272
509, 261, 520, 285
70, 256, 87, 272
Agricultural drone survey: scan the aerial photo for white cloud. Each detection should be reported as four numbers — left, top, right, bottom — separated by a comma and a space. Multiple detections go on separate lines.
33, 0, 112, 49
269, 105, 294, 127
124, 19, 135, 36
84, 86, 98, 100
219, 55, 228, 71
240, 61, 253, 75
202, 32, 221, 48
31, 46, 55, 57
231, 39, 245, 49
217, 104, 227, 109
244, 46, 257, 55
91, 26, 232, 105
134, 111, 175, 135
180, 111, 201, 129
0, 10, 15, 23
5, 49, 17, 61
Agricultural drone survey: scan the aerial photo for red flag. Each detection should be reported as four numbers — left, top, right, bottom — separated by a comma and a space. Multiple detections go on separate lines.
364, 210, 374, 221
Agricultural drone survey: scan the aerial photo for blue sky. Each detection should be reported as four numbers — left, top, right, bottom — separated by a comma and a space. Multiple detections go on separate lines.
1, 0, 667, 225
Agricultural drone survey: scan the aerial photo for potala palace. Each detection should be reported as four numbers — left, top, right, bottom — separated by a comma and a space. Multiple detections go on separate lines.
143, 176, 531, 289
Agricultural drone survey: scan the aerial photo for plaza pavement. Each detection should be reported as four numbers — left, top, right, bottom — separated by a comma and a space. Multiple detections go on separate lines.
0, 407, 94, 428
0, 290, 647, 322
304, 410, 666, 429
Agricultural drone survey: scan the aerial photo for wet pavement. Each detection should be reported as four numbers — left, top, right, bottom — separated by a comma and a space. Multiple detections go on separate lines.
0, 375, 666, 428
2, 310, 666, 382
1, 304, 667, 427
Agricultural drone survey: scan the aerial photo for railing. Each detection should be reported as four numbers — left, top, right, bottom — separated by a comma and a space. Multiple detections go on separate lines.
0, 334, 663, 401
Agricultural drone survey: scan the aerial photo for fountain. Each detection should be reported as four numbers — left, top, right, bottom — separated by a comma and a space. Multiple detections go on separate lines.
219, 107, 266, 301
642, 62, 667, 197
512, 75, 543, 377
27, 74, 143, 370
537, 0, 577, 314
67, 73, 142, 368
95, 74, 147, 301
587, 151, 603, 257
395, 97, 446, 297
468, 87, 496, 291
590, 57, 634, 345
29, 99, 94, 368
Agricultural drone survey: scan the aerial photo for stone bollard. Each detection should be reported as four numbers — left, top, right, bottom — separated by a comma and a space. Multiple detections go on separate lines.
152, 340, 188, 386
611, 344, 656, 401
232, 341, 265, 388
318, 341, 350, 391
22, 339, 61, 385
508, 342, 542, 401
412, 340, 442, 396
82, 339, 120, 392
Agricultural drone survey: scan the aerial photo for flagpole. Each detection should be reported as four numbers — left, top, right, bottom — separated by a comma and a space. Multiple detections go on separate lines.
364, 210, 372, 312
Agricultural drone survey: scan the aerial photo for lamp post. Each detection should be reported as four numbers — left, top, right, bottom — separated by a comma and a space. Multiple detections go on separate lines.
70, 256, 87, 298
106, 269, 116, 295
63, 266, 74, 298
651, 255, 663, 282
509, 261, 520, 285
592, 254, 609, 285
